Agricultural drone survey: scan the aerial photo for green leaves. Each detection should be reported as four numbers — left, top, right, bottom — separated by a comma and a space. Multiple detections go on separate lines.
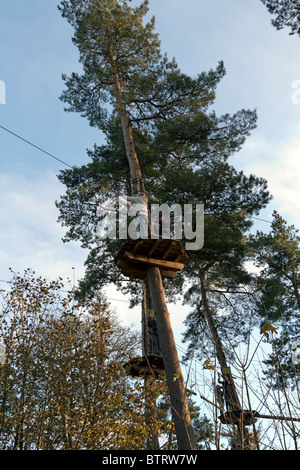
250, 211, 300, 388
59, 0, 162, 132
0, 270, 146, 450
261, 0, 300, 37
260, 321, 278, 339
57, 1, 272, 381
250, 211, 300, 319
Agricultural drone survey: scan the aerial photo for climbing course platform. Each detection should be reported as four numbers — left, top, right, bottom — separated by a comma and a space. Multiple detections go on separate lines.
218, 410, 259, 426
114, 238, 188, 281
123, 355, 166, 381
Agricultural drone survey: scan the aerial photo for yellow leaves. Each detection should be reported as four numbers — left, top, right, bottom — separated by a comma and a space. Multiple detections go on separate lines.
0, 270, 152, 450
202, 359, 216, 370
260, 321, 278, 339
78, 185, 89, 194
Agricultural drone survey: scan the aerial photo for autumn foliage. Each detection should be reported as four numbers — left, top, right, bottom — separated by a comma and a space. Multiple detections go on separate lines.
0, 270, 148, 450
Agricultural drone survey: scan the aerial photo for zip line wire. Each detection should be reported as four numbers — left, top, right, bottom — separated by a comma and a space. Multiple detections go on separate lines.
0, 124, 74, 169
251, 216, 272, 224
1, 123, 274, 225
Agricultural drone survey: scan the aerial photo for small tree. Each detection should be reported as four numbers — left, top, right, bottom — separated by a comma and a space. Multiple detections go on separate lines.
0, 269, 149, 450
249, 211, 300, 390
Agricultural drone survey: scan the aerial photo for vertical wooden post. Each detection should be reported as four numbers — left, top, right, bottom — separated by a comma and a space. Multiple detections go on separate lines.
111, 61, 143, 195
147, 266, 198, 450
142, 282, 160, 450
112, 61, 197, 451
142, 283, 150, 357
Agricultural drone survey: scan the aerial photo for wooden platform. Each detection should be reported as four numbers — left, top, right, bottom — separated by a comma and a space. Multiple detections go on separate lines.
123, 355, 166, 380
114, 238, 188, 281
218, 410, 259, 426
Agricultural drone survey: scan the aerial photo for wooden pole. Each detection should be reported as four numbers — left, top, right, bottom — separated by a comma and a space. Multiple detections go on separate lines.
111, 60, 143, 195
257, 414, 300, 423
111, 62, 197, 451
147, 266, 198, 450
142, 282, 160, 450
142, 282, 151, 357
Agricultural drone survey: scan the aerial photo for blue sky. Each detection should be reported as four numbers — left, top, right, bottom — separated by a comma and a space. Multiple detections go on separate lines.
1, 0, 300, 329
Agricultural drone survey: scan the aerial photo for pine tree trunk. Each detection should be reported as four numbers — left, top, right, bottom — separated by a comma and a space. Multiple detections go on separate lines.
142, 282, 160, 450
111, 61, 197, 450
147, 267, 198, 450
111, 61, 143, 195
200, 274, 240, 411
200, 273, 251, 449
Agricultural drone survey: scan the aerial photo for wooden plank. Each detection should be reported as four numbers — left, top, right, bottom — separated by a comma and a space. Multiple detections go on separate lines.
132, 240, 144, 253
175, 244, 186, 262
162, 241, 175, 260
115, 238, 188, 263
148, 239, 161, 257
116, 259, 177, 280
160, 270, 177, 279
124, 251, 185, 271
116, 260, 146, 280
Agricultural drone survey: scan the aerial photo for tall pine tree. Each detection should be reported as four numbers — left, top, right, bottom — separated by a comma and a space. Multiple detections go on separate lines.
250, 211, 300, 389
57, 0, 267, 449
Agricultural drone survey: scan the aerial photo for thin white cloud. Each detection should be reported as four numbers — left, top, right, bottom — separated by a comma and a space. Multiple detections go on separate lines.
251, 134, 300, 227
0, 169, 85, 282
